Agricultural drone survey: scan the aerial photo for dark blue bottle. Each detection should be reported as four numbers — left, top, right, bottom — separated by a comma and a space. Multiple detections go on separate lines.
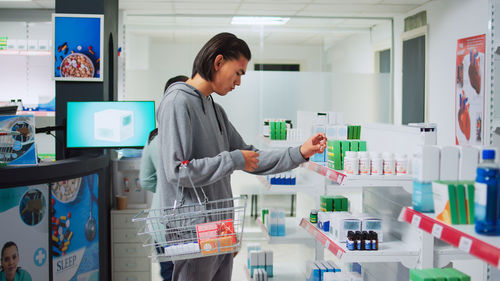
475, 149, 500, 235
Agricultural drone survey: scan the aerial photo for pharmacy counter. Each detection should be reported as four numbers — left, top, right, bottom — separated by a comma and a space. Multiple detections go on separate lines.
0, 155, 111, 281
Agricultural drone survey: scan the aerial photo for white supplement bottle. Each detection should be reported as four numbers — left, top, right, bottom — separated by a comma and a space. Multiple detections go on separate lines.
358, 151, 370, 175
370, 152, 383, 175
344, 151, 359, 175
396, 153, 408, 175
383, 152, 396, 175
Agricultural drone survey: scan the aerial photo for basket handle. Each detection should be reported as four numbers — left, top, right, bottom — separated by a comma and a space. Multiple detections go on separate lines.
173, 160, 208, 210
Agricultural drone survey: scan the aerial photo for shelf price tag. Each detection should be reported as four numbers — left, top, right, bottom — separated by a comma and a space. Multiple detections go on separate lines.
431, 223, 443, 239
305, 223, 310, 232
336, 249, 343, 259
337, 175, 343, 184
411, 215, 422, 228
326, 170, 332, 178
458, 236, 473, 253
325, 240, 330, 249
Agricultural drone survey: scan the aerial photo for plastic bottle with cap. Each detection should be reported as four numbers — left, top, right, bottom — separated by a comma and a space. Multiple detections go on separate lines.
383, 152, 395, 175
370, 152, 383, 175
475, 149, 500, 234
344, 151, 359, 175
358, 151, 370, 175
395, 153, 408, 175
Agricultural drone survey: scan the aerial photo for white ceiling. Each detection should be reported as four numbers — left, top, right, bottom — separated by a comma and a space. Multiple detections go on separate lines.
0, 0, 432, 45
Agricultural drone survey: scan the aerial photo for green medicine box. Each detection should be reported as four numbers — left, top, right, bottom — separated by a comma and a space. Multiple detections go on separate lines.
410, 269, 434, 281
350, 140, 359, 152
358, 141, 367, 151
442, 268, 470, 281
456, 184, 467, 224
465, 183, 474, 224
333, 141, 342, 170
422, 269, 446, 281
320, 195, 335, 212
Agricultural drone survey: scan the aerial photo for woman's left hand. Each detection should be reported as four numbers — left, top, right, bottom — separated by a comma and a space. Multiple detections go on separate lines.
299, 132, 327, 159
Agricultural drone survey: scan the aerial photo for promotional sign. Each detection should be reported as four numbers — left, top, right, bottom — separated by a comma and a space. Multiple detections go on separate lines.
53, 14, 103, 81
455, 34, 485, 145
0, 115, 36, 165
51, 174, 99, 281
0, 185, 49, 281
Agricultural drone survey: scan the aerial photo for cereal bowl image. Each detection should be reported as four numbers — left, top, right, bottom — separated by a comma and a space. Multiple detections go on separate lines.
60, 53, 95, 78
51, 177, 82, 203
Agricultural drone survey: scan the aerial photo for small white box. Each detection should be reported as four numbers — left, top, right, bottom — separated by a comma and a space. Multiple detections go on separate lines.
440, 146, 459, 180
264, 251, 273, 266
336, 125, 348, 140
333, 217, 361, 242
326, 125, 337, 139
412, 145, 440, 181
257, 251, 266, 267
459, 146, 479, 180
94, 109, 134, 142
361, 217, 383, 242
250, 251, 259, 267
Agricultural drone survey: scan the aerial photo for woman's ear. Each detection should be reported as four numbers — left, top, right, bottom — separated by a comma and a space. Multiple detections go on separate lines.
214, 54, 224, 71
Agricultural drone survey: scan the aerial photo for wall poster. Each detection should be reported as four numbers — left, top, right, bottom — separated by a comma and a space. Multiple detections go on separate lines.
0, 184, 50, 281
0, 115, 37, 165
455, 34, 485, 145
51, 174, 99, 281
53, 14, 103, 82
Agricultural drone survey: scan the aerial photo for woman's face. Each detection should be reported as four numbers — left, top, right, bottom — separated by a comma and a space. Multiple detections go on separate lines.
211, 55, 248, 96
1, 246, 18, 275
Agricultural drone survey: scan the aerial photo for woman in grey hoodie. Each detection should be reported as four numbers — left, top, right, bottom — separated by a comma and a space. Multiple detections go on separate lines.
157, 32, 327, 281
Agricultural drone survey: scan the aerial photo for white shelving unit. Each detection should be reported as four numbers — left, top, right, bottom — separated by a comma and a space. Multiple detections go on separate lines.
256, 175, 315, 194
256, 217, 313, 245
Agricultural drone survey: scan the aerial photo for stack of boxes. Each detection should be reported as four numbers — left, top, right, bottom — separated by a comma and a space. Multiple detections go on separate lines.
247, 244, 273, 279
269, 119, 290, 140
262, 209, 286, 236
410, 268, 470, 281
326, 140, 367, 170
433, 181, 475, 225
320, 195, 349, 212
412, 145, 480, 213
267, 172, 296, 185
306, 260, 362, 281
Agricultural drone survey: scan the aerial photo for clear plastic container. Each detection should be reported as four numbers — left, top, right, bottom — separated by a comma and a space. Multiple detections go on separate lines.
344, 151, 359, 175
475, 149, 500, 235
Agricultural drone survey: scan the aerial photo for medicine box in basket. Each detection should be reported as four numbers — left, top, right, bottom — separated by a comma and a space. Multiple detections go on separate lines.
196, 219, 236, 255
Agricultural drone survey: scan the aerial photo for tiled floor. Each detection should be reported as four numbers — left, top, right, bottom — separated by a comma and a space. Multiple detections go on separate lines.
151, 215, 314, 281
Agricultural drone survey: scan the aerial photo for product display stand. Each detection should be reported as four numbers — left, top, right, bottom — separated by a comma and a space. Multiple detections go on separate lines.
400, 207, 500, 268
256, 217, 314, 245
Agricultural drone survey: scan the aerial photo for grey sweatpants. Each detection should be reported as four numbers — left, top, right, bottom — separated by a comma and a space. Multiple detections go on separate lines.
173, 254, 233, 281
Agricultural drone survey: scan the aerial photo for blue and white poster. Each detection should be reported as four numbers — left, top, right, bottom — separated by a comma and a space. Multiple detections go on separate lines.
53, 14, 103, 82
0, 185, 50, 281
51, 174, 99, 281
0, 115, 37, 165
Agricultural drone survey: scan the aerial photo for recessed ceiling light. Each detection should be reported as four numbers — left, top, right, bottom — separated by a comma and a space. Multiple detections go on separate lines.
231, 16, 290, 26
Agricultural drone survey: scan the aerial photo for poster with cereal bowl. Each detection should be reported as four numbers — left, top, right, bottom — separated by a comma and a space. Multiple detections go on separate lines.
51, 174, 99, 281
53, 14, 103, 82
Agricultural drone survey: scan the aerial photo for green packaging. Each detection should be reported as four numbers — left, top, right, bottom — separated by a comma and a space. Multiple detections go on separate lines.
359, 141, 367, 151
340, 141, 350, 168
409, 269, 434, 281
456, 184, 467, 224
442, 268, 470, 281
347, 126, 354, 139
333, 141, 342, 170
465, 183, 475, 224
320, 196, 335, 212
350, 140, 359, 152
422, 269, 446, 281
448, 183, 459, 225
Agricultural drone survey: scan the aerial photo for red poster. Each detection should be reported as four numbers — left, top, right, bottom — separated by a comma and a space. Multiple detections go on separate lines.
455, 34, 485, 145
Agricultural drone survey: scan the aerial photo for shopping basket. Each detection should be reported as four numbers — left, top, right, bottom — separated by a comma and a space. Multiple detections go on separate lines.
132, 161, 247, 262
0, 130, 20, 167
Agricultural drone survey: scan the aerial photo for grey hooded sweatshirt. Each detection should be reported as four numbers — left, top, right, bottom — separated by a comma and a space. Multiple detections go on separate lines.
156, 82, 306, 280
157, 82, 307, 207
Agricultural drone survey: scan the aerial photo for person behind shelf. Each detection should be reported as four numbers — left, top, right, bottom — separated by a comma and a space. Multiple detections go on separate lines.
156, 32, 327, 281
0, 241, 32, 281
140, 75, 189, 281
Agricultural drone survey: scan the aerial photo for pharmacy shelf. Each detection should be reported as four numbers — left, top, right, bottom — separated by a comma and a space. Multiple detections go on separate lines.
243, 265, 305, 281
300, 161, 412, 190
299, 218, 419, 266
256, 175, 315, 194
399, 207, 500, 268
257, 217, 313, 245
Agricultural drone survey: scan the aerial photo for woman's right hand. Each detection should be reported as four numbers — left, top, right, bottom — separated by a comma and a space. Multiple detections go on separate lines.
241, 150, 259, 172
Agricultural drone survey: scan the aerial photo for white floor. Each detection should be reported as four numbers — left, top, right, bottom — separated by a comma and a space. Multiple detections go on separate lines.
151, 216, 314, 281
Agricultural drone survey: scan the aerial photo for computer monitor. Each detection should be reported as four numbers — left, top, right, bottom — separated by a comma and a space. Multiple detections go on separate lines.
66, 101, 155, 148
0, 105, 18, 115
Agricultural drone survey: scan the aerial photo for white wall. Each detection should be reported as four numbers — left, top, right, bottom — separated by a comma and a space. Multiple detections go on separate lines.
123, 34, 325, 107
326, 32, 375, 73
393, 0, 489, 145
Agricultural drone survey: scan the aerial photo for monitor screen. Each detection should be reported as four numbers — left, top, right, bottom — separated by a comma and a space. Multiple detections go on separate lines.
66, 101, 155, 148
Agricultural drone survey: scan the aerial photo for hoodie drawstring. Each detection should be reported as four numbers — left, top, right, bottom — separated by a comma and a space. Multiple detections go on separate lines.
210, 96, 223, 134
